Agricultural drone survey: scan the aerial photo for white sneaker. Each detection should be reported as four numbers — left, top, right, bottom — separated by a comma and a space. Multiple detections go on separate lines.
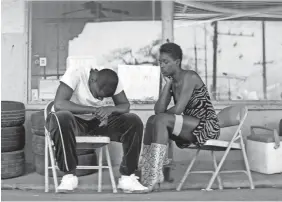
57, 174, 78, 192
117, 174, 148, 193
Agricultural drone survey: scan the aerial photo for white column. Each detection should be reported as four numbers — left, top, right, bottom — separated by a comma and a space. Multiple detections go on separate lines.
161, 1, 174, 43
161, 0, 175, 182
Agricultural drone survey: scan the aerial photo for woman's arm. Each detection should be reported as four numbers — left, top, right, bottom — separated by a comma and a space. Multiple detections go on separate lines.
166, 74, 196, 115
154, 78, 173, 114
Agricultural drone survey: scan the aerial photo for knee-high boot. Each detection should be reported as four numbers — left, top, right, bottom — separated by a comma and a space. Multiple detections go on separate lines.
163, 145, 171, 166
141, 143, 167, 191
138, 144, 151, 169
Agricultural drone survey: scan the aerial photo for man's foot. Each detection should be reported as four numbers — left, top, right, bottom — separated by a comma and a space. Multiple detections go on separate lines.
117, 174, 149, 193
57, 174, 78, 193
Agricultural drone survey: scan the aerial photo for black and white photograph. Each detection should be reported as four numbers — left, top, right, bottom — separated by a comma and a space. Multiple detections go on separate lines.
1, 0, 282, 201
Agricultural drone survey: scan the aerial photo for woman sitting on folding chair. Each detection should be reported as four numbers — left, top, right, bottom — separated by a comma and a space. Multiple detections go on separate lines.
139, 42, 220, 192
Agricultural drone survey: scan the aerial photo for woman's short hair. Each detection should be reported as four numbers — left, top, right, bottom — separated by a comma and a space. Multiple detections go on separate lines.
160, 42, 183, 63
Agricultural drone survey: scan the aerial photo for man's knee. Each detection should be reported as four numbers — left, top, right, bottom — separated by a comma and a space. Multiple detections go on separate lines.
49, 111, 75, 127
53, 110, 74, 121
121, 113, 144, 128
147, 115, 156, 123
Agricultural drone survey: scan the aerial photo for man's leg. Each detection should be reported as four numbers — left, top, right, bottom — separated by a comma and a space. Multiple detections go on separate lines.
89, 113, 143, 175
46, 111, 89, 191
88, 113, 148, 192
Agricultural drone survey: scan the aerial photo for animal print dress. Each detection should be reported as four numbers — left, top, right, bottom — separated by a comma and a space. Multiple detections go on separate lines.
171, 84, 220, 148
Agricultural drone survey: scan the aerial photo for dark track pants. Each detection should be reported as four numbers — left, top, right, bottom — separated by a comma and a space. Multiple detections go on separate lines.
45, 111, 144, 176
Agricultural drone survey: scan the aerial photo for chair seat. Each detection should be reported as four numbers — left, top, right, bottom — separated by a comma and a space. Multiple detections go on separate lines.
76, 136, 110, 143
187, 140, 242, 151
76, 136, 110, 149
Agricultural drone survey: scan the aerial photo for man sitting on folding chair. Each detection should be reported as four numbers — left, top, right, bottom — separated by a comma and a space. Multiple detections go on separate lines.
45, 64, 148, 193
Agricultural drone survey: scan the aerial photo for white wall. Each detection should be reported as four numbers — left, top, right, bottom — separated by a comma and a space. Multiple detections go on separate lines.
1, 0, 27, 103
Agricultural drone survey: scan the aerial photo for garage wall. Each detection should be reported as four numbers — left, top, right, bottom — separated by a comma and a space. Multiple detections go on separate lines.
1, 0, 28, 103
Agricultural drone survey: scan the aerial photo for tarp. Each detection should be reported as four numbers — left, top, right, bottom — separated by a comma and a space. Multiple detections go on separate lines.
174, 1, 282, 22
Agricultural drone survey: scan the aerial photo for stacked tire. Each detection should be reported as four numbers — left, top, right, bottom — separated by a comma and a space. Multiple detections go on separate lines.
1, 101, 26, 179
31, 111, 98, 177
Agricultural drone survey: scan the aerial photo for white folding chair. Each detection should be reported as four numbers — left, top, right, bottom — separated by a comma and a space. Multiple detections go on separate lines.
176, 105, 255, 191
44, 101, 117, 193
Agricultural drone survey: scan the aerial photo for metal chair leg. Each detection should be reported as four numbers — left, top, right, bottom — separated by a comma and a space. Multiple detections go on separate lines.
206, 143, 233, 190
98, 147, 103, 193
105, 146, 117, 193
45, 135, 49, 192
211, 151, 223, 190
46, 134, 58, 193
240, 136, 255, 189
176, 149, 200, 191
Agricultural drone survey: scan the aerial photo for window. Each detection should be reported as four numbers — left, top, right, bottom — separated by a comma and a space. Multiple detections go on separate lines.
28, 1, 161, 103
28, 1, 282, 104
174, 20, 282, 101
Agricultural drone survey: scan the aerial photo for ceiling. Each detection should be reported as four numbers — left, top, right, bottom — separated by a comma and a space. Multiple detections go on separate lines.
32, 1, 161, 21
31, 1, 282, 22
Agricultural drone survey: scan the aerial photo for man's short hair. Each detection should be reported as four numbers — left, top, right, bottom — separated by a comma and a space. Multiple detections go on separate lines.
160, 43, 183, 65
97, 69, 118, 97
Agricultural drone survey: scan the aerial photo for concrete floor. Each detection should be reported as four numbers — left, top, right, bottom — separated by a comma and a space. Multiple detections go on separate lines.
2, 161, 282, 192
2, 188, 282, 201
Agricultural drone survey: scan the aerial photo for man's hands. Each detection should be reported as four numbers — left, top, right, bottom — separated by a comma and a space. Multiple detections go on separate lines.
93, 106, 115, 127
96, 106, 114, 119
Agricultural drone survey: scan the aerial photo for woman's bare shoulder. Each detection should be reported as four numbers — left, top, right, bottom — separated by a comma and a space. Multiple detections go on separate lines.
183, 70, 204, 87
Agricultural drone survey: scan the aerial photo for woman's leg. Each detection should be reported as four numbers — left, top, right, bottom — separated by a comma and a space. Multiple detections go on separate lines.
138, 115, 156, 169
151, 113, 200, 143
141, 113, 200, 191
140, 113, 168, 190
143, 115, 157, 145
152, 113, 200, 144
141, 113, 172, 190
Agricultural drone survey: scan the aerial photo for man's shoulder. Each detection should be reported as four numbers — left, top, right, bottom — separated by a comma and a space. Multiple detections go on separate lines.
66, 65, 91, 79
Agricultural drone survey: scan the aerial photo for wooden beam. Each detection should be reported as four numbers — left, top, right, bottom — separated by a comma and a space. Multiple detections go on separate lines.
262, 21, 267, 100
212, 21, 218, 100
33, 16, 162, 23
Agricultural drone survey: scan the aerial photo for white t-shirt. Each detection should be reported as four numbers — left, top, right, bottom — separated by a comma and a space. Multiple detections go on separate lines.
60, 65, 123, 106
53, 65, 124, 119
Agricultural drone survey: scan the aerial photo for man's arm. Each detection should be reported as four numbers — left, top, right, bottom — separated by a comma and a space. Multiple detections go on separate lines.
111, 90, 130, 114
166, 74, 196, 115
54, 82, 97, 114
94, 90, 130, 120
154, 79, 172, 114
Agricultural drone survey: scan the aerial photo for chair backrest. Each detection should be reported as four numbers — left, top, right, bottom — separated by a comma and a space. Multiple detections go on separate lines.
217, 105, 248, 142
44, 101, 54, 121
217, 105, 248, 129
279, 119, 282, 137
